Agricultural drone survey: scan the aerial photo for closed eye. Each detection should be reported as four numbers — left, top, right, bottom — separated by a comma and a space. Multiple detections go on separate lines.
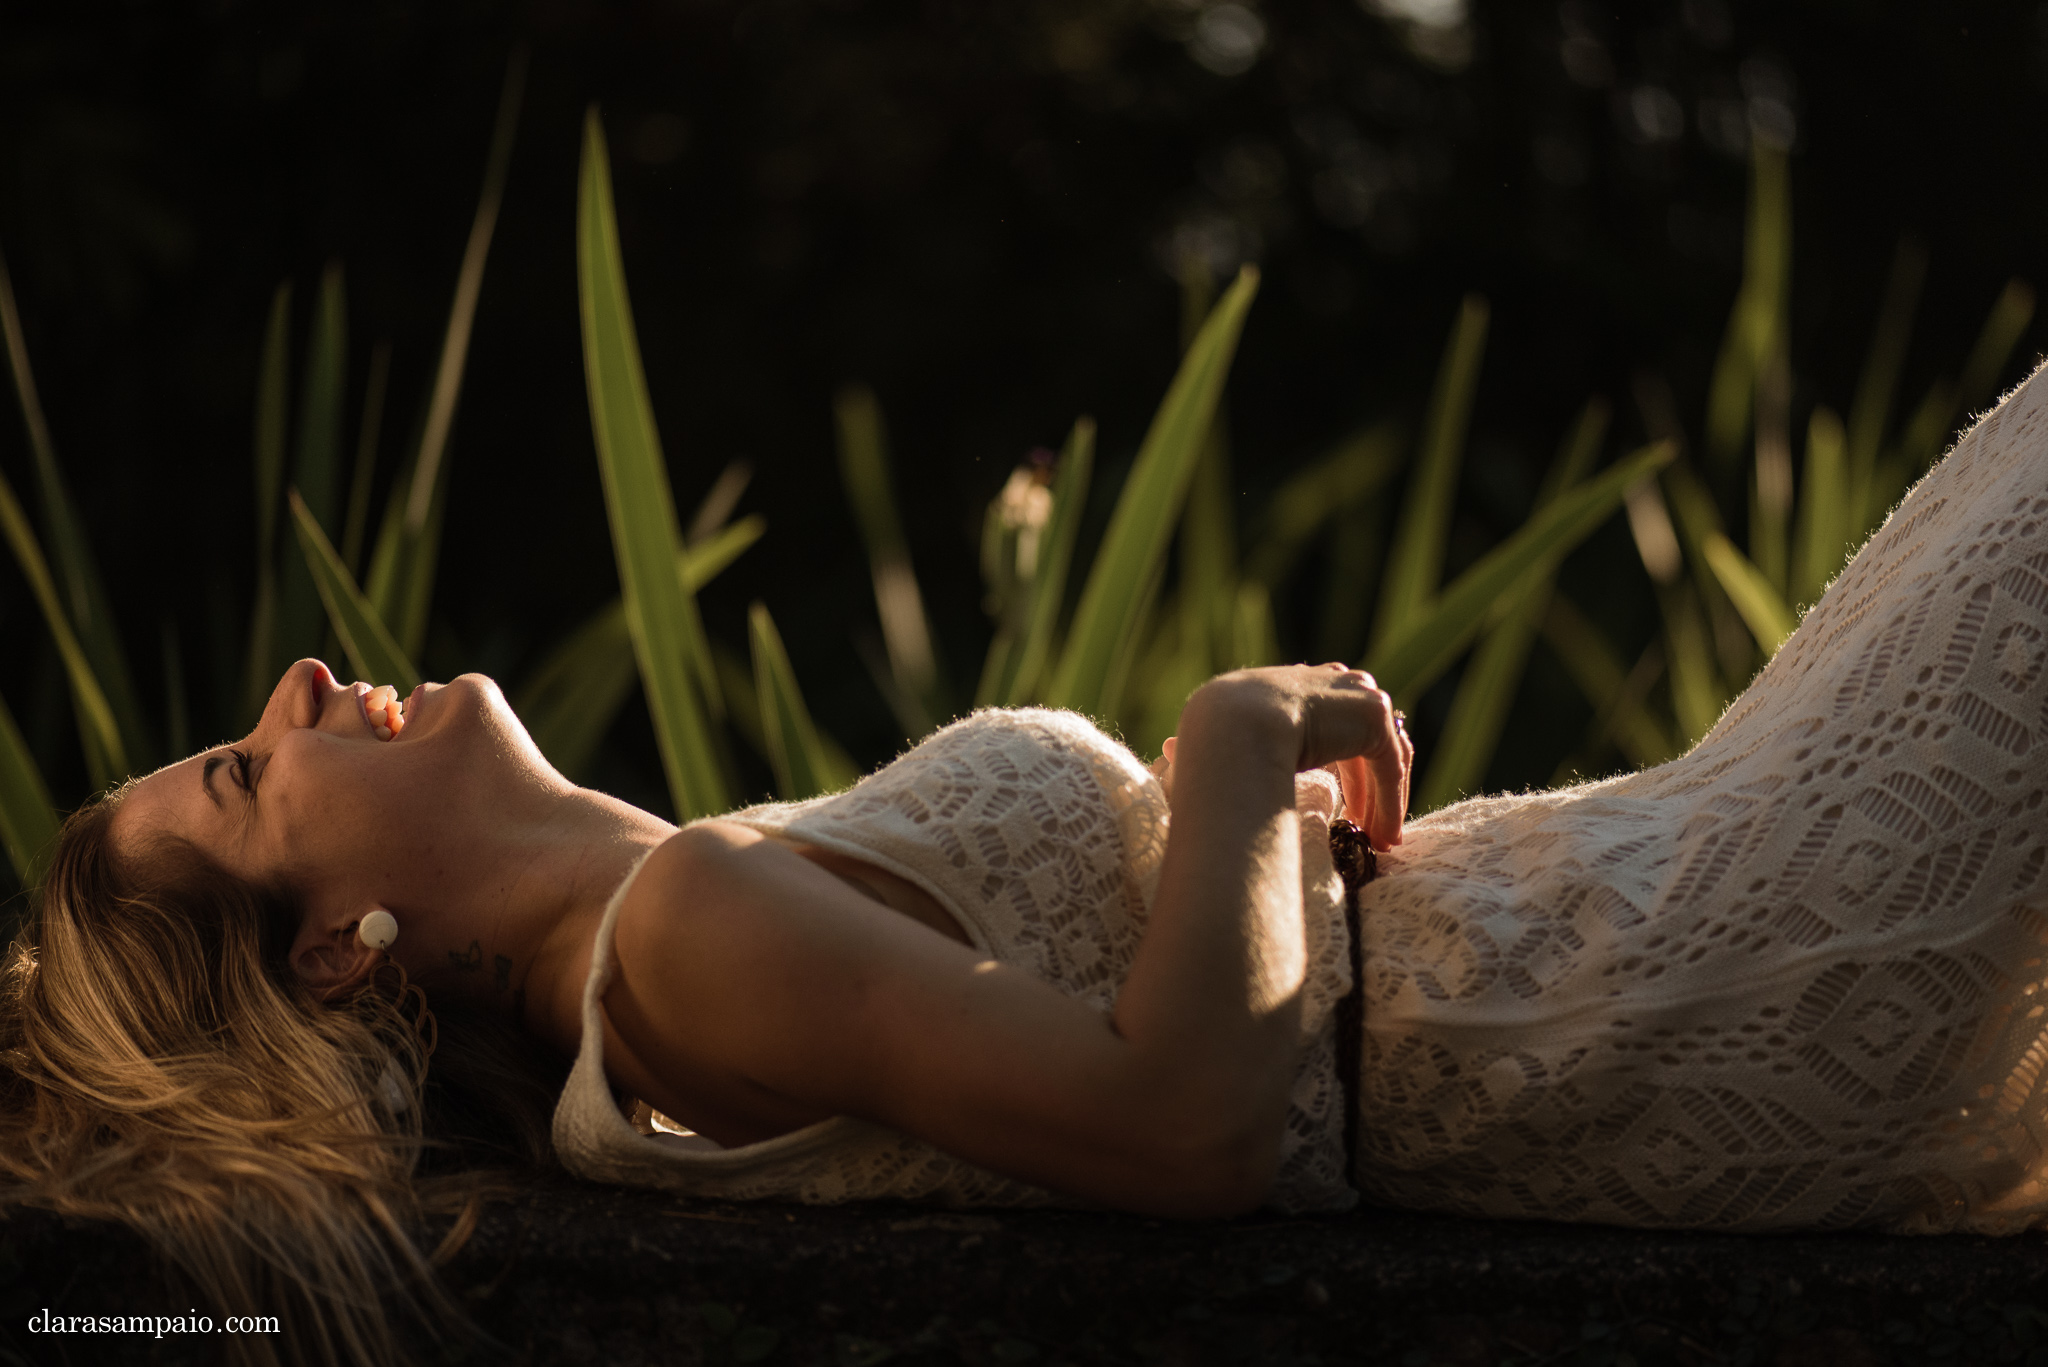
229, 747, 258, 795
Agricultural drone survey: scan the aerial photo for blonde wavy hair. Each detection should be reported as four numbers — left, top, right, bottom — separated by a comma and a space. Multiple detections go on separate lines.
0, 787, 567, 1367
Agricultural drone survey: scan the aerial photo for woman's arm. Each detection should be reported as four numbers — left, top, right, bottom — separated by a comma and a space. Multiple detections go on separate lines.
599, 665, 1408, 1216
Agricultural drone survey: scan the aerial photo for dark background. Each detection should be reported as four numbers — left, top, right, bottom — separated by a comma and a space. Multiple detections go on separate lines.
3, 0, 2045, 819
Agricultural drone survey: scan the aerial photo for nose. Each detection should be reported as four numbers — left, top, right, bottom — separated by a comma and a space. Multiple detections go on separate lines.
252, 659, 341, 739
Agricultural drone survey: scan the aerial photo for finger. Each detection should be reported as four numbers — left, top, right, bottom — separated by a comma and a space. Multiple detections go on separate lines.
1319, 663, 1378, 692
1367, 692, 1407, 850
1336, 753, 1372, 827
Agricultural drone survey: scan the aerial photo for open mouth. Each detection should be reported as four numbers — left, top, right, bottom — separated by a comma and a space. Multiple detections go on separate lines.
361, 684, 408, 741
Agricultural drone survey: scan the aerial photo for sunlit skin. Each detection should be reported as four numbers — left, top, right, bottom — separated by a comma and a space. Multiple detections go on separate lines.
114, 656, 1412, 1216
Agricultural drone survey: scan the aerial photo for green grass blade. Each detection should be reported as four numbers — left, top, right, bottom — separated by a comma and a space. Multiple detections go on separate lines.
1417, 397, 1608, 811
681, 515, 766, 593
342, 340, 392, 575
1877, 281, 2033, 519
517, 603, 635, 781
978, 418, 1094, 708
1844, 238, 1926, 522
404, 46, 526, 535
1372, 294, 1488, 652
835, 384, 945, 735
1315, 507, 1386, 664
1367, 441, 1671, 702
1750, 347, 1793, 594
0, 465, 124, 785
1890, 379, 1957, 491
1132, 606, 1211, 760
252, 283, 293, 567
1702, 531, 1797, 654
1226, 580, 1280, 671
0, 685, 58, 889
514, 537, 757, 785
1662, 581, 1724, 745
578, 106, 728, 820
1791, 405, 1848, 608
0, 238, 151, 771
750, 602, 858, 799
288, 489, 420, 692
1044, 266, 1260, 718
275, 262, 350, 664
1243, 422, 1403, 589
241, 283, 293, 727
1703, 141, 1790, 472
514, 519, 763, 783
1956, 278, 2037, 420
360, 51, 526, 666
295, 263, 350, 534
686, 460, 754, 546
1541, 594, 1677, 769
1177, 438, 1237, 672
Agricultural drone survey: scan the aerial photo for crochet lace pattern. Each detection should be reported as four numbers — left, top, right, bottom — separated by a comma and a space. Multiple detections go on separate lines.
1356, 362, 2048, 1234
553, 708, 1357, 1212
557, 363, 2048, 1231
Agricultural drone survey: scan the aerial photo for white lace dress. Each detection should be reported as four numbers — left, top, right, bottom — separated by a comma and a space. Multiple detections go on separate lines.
552, 707, 1360, 1212
557, 364, 2048, 1232
1357, 363, 2048, 1234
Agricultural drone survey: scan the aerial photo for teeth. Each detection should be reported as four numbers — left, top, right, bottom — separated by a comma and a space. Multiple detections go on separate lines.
364, 684, 407, 740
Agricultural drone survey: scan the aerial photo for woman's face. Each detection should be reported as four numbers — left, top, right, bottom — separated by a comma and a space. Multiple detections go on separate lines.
114, 659, 560, 927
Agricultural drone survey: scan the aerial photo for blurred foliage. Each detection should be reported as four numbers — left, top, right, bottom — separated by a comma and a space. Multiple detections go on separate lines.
1, 4, 2045, 915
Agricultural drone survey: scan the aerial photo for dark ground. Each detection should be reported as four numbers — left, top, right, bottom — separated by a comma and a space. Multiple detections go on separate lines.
8, 1184, 2048, 1365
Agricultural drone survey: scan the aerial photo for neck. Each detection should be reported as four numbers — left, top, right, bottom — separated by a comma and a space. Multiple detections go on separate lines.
391, 781, 675, 1038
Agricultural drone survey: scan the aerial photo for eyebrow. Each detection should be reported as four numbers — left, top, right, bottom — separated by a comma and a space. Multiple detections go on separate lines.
201, 754, 228, 809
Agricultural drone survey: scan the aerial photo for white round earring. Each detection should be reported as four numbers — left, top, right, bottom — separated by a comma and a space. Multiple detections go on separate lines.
357, 909, 399, 952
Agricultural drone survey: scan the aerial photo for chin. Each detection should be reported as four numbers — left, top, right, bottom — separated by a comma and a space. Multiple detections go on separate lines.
439, 673, 563, 776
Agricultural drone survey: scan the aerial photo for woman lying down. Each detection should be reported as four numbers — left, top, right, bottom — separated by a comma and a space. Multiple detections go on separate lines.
12, 363, 2048, 1363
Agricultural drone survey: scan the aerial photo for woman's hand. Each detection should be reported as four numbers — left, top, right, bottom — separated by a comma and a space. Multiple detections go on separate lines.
1158, 664, 1412, 850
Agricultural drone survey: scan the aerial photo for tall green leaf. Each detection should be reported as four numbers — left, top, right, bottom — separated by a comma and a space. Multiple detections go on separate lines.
1844, 238, 1926, 527
1702, 532, 1797, 655
275, 262, 349, 666
516, 518, 764, 781
1367, 441, 1672, 701
1542, 594, 1677, 770
1662, 583, 1724, 745
0, 466, 124, 785
241, 283, 293, 726
1315, 505, 1387, 664
1953, 279, 2037, 425
1417, 396, 1608, 811
0, 684, 57, 889
1043, 266, 1260, 719
750, 603, 859, 800
577, 105, 728, 820
836, 384, 946, 736
367, 48, 527, 663
979, 418, 1094, 709
342, 340, 392, 575
1791, 405, 1848, 608
1750, 347, 1793, 594
1243, 423, 1403, 589
1704, 140, 1790, 472
1879, 278, 2036, 518
0, 239, 150, 771
1372, 294, 1488, 652
288, 489, 420, 693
